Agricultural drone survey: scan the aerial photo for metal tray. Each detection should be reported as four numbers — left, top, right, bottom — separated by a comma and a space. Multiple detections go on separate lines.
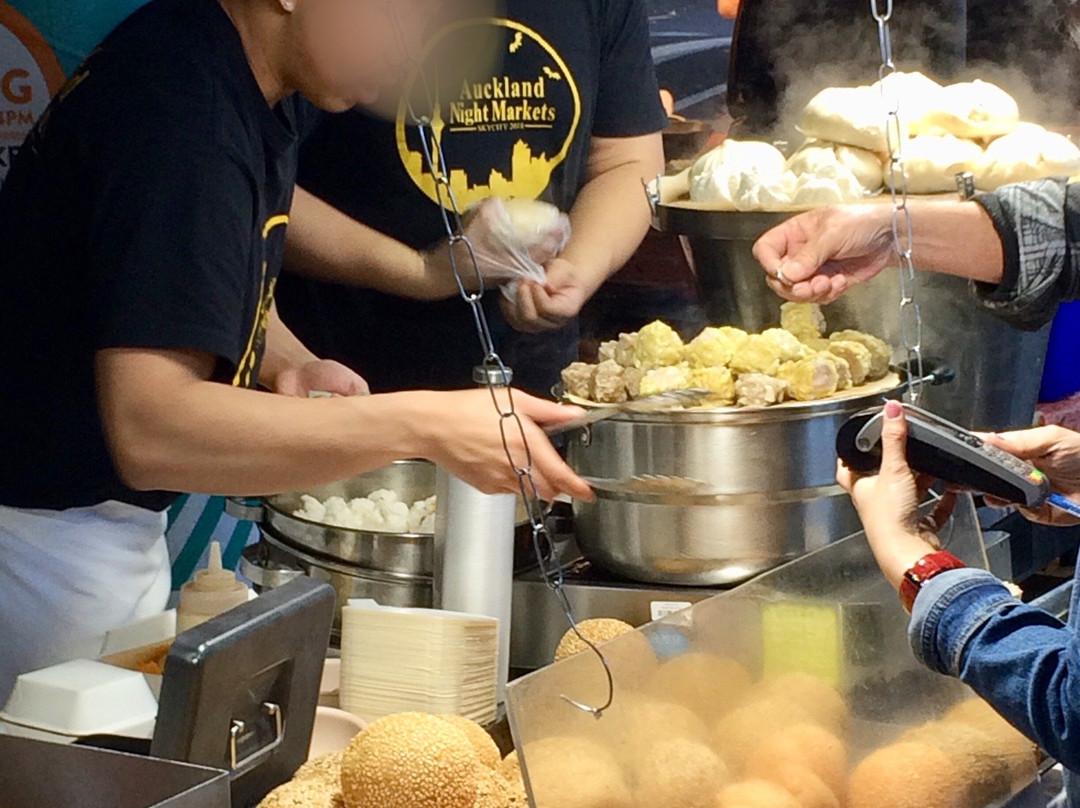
0, 735, 230, 808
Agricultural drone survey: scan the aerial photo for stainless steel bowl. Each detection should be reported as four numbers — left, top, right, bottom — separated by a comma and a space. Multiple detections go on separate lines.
228, 460, 547, 582
567, 384, 904, 586
229, 460, 437, 576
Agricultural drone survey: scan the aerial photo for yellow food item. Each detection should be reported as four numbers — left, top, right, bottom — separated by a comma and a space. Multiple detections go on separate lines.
634, 320, 685, 369
614, 332, 638, 368
522, 736, 633, 808
473, 765, 516, 808
714, 699, 814, 773
780, 303, 827, 341
901, 721, 1020, 805
801, 337, 832, 353
562, 362, 596, 399
717, 779, 801, 808
743, 724, 847, 798
437, 715, 501, 771
829, 330, 890, 379
496, 751, 529, 807
641, 653, 752, 722
761, 328, 811, 362
735, 374, 789, 407
592, 694, 712, 772
259, 778, 344, 808
686, 327, 745, 368
498, 750, 522, 783
593, 359, 630, 404
554, 618, 636, 663
340, 712, 479, 808
944, 699, 1038, 787
691, 366, 737, 406
730, 335, 784, 377
820, 351, 852, 390
847, 742, 966, 808
639, 363, 693, 396
778, 357, 840, 402
825, 340, 872, 386
633, 738, 729, 808
750, 762, 838, 808
624, 366, 644, 399
294, 751, 345, 783
758, 673, 850, 738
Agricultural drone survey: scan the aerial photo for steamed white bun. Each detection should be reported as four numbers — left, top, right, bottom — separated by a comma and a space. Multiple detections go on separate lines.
890, 134, 984, 194
976, 123, 1080, 190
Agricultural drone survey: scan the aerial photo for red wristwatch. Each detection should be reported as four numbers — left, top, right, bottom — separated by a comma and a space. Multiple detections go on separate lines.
899, 551, 967, 614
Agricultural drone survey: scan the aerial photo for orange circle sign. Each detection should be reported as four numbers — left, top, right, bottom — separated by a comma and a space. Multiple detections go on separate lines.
0, 1, 64, 183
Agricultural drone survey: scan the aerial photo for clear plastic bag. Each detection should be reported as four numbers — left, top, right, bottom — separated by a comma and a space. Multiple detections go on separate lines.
461, 198, 571, 300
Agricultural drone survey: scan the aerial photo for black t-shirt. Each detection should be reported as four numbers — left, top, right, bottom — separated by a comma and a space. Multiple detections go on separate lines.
277, 0, 667, 395
0, 0, 304, 511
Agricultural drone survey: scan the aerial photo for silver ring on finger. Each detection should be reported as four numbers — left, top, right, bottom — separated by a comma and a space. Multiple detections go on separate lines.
775, 267, 788, 285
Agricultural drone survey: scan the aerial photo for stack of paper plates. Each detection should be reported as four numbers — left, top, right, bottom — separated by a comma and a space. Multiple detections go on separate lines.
339, 600, 498, 725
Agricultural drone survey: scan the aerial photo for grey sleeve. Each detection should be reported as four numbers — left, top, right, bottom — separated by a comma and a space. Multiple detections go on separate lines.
971, 178, 1080, 331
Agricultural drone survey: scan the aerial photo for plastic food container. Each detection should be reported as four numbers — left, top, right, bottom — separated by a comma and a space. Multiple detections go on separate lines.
0, 659, 158, 742
308, 706, 366, 758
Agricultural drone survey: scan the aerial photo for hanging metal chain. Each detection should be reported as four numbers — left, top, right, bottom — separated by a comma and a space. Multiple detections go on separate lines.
390, 9, 613, 716
871, 0, 925, 404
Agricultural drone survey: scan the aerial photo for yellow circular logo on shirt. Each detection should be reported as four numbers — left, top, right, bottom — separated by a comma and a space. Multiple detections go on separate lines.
396, 18, 582, 210
0, 1, 64, 185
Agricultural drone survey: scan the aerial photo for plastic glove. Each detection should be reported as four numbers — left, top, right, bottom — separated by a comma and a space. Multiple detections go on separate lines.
426, 198, 570, 298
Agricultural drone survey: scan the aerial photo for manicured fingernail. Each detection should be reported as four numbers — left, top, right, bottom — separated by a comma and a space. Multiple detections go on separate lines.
885, 400, 903, 419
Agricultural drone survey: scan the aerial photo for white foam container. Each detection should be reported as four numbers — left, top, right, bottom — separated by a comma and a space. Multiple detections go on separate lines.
0, 659, 158, 743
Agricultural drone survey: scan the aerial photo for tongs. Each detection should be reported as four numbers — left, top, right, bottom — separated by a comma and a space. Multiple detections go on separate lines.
548, 388, 714, 496
545, 388, 712, 437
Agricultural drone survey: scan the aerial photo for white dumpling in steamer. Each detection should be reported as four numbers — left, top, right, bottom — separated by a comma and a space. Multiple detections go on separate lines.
787, 140, 885, 191
976, 123, 1080, 190
800, 86, 902, 153
891, 134, 984, 194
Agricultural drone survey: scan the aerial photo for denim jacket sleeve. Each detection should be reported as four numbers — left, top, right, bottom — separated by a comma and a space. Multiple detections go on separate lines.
972, 178, 1080, 331
909, 568, 1080, 768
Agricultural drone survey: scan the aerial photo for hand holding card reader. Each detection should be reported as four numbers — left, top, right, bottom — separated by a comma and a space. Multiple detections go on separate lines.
836, 403, 1080, 520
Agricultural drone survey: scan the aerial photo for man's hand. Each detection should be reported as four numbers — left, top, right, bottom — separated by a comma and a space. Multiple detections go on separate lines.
424, 198, 567, 295
752, 206, 894, 303
499, 258, 590, 333
981, 426, 1080, 526
414, 388, 595, 502
273, 359, 370, 398
837, 400, 956, 590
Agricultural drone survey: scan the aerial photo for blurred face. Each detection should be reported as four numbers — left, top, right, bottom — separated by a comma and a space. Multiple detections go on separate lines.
289, 0, 439, 111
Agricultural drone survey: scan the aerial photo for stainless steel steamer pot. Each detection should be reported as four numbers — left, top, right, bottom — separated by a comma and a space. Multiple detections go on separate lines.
566, 381, 907, 586
230, 460, 438, 575
231, 461, 547, 614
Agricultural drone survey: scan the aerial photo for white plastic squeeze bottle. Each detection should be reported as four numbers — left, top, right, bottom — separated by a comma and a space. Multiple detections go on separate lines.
176, 542, 251, 633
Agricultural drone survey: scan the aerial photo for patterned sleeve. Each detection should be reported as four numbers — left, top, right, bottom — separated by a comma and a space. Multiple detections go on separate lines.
972, 178, 1080, 331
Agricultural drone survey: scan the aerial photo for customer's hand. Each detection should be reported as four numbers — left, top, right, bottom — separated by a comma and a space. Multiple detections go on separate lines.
837, 400, 957, 589
417, 388, 594, 503
500, 258, 590, 333
981, 426, 1080, 526
752, 205, 894, 304
274, 360, 370, 398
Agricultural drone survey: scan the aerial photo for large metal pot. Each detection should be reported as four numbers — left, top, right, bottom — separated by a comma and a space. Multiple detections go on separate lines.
657, 204, 1051, 431
228, 460, 543, 578
567, 382, 905, 586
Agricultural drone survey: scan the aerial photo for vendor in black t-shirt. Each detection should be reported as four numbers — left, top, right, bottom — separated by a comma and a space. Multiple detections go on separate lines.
277, 0, 668, 395
0, 0, 592, 704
